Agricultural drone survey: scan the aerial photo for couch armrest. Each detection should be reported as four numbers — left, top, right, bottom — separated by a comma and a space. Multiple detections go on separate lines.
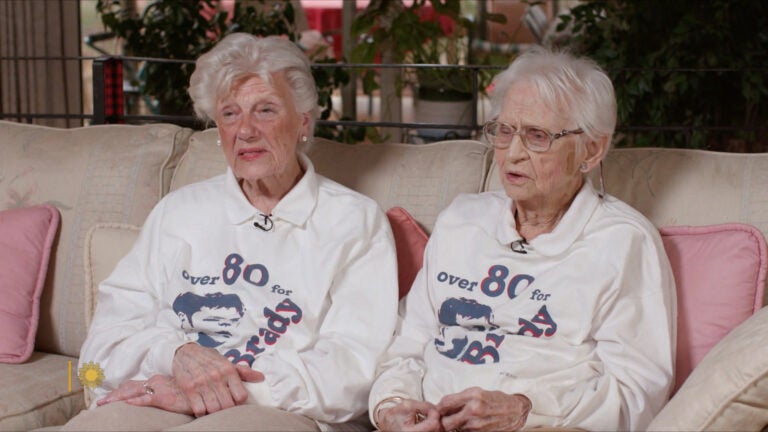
648, 306, 768, 431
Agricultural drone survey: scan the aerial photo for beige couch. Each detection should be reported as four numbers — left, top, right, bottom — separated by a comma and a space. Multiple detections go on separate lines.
1, 119, 767, 431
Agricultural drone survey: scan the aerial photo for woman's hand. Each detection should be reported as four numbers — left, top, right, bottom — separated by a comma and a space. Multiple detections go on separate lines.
437, 387, 532, 432
172, 342, 265, 417
96, 375, 193, 415
376, 398, 442, 432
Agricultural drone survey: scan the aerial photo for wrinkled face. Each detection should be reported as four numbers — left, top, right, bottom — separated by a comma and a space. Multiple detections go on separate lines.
494, 81, 585, 208
215, 73, 308, 183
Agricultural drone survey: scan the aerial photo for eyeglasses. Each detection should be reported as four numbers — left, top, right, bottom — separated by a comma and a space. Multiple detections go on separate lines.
483, 120, 584, 152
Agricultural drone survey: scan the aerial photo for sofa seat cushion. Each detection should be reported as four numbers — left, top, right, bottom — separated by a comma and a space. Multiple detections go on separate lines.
0, 120, 191, 357
0, 351, 84, 430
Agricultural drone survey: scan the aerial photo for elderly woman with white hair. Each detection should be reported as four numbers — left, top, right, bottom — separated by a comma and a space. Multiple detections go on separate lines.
62, 33, 398, 431
369, 47, 677, 432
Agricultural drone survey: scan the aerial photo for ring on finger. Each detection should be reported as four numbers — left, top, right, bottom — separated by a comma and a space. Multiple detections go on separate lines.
143, 381, 155, 395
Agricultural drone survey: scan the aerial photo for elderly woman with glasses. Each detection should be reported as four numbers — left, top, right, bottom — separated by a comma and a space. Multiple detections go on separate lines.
369, 47, 676, 432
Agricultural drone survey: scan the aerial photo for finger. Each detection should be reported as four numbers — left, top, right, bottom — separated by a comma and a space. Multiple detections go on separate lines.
236, 365, 265, 383
97, 381, 143, 406
440, 410, 468, 432
205, 381, 231, 413
124, 394, 154, 407
227, 372, 250, 405
184, 389, 207, 418
411, 409, 442, 432
437, 396, 465, 417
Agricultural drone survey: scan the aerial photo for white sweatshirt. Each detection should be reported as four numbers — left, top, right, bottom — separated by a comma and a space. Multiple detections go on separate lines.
369, 183, 676, 431
80, 155, 399, 425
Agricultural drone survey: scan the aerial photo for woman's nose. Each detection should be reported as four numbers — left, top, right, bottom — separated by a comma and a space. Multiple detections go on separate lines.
500, 133, 529, 161
237, 115, 258, 140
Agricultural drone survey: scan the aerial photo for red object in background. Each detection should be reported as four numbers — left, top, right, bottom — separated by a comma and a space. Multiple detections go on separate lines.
304, 7, 343, 57
416, 5, 455, 36
93, 57, 125, 124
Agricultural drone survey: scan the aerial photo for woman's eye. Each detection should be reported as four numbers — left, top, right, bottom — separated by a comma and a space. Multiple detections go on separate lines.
260, 105, 277, 114
527, 128, 549, 141
219, 110, 238, 122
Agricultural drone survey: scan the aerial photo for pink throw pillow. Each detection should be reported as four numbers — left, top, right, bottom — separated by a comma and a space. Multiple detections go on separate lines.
386, 207, 429, 299
660, 223, 767, 394
0, 204, 60, 363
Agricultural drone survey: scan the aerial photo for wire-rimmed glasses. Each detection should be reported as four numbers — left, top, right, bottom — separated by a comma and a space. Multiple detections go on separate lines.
483, 120, 584, 152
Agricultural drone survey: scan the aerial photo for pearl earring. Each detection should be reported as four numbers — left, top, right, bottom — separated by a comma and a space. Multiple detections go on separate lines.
580, 162, 588, 172
301, 135, 308, 143
216, 139, 221, 147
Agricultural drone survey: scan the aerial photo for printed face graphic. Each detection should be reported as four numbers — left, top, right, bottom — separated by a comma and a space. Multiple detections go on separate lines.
191, 306, 243, 343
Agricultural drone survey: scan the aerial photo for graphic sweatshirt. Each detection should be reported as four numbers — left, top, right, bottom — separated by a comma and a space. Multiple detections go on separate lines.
370, 183, 676, 431
80, 155, 399, 425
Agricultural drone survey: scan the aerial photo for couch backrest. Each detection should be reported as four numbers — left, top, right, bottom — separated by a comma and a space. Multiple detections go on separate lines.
171, 129, 494, 233
486, 146, 768, 302
486, 147, 768, 242
0, 121, 190, 357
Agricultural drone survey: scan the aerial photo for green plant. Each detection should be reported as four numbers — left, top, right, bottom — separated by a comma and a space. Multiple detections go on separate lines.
95, 0, 349, 139
350, 0, 506, 97
552, 0, 768, 151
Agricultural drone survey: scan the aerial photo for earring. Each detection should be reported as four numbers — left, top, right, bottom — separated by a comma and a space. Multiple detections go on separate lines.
301, 135, 308, 143
579, 162, 588, 172
216, 139, 221, 147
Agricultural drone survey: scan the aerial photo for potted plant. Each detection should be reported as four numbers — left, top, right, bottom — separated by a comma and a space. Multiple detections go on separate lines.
94, 0, 349, 138
350, 0, 506, 141
551, 0, 768, 151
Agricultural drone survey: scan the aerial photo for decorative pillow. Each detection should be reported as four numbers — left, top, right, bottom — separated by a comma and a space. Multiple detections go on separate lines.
647, 306, 768, 430
386, 207, 429, 299
0, 205, 60, 363
659, 223, 767, 394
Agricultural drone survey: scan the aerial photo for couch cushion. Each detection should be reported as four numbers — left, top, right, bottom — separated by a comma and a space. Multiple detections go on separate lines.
647, 306, 768, 431
172, 129, 494, 233
0, 205, 60, 363
308, 139, 493, 233
486, 147, 768, 298
0, 352, 84, 429
660, 224, 767, 393
386, 207, 429, 299
83, 223, 142, 330
0, 120, 191, 357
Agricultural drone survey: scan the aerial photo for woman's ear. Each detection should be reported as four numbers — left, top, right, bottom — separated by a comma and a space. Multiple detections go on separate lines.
301, 112, 312, 137
580, 136, 610, 173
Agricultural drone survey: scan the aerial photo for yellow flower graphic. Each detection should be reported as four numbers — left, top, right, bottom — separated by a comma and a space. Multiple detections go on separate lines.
78, 362, 105, 389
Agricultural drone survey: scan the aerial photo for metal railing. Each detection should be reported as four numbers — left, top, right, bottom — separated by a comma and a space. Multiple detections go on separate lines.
1, 54, 766, 150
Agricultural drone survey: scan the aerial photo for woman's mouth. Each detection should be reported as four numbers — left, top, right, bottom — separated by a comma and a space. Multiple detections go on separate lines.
505, 170, 529, 184
238, 148, 266, 161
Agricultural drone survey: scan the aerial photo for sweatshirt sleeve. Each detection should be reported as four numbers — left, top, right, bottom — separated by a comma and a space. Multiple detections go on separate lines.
250, 207, 399, 423
367, 234, 440, 418
536, 227, 677, 430
78, 200, 189, 405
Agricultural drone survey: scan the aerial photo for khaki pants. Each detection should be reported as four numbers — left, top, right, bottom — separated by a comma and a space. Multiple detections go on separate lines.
59, 402, 320, 431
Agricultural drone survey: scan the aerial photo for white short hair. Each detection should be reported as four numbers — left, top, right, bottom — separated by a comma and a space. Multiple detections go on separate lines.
489, 46, 617, 146
188, 33, 319, 142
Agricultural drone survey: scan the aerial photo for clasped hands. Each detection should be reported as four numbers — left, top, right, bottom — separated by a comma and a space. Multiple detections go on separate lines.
377, 387, 532, 432
96, 343, 264, 417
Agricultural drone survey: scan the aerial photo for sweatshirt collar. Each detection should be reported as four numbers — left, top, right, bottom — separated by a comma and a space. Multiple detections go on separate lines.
224, 153, 318, 227
495, 181, 601, 256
